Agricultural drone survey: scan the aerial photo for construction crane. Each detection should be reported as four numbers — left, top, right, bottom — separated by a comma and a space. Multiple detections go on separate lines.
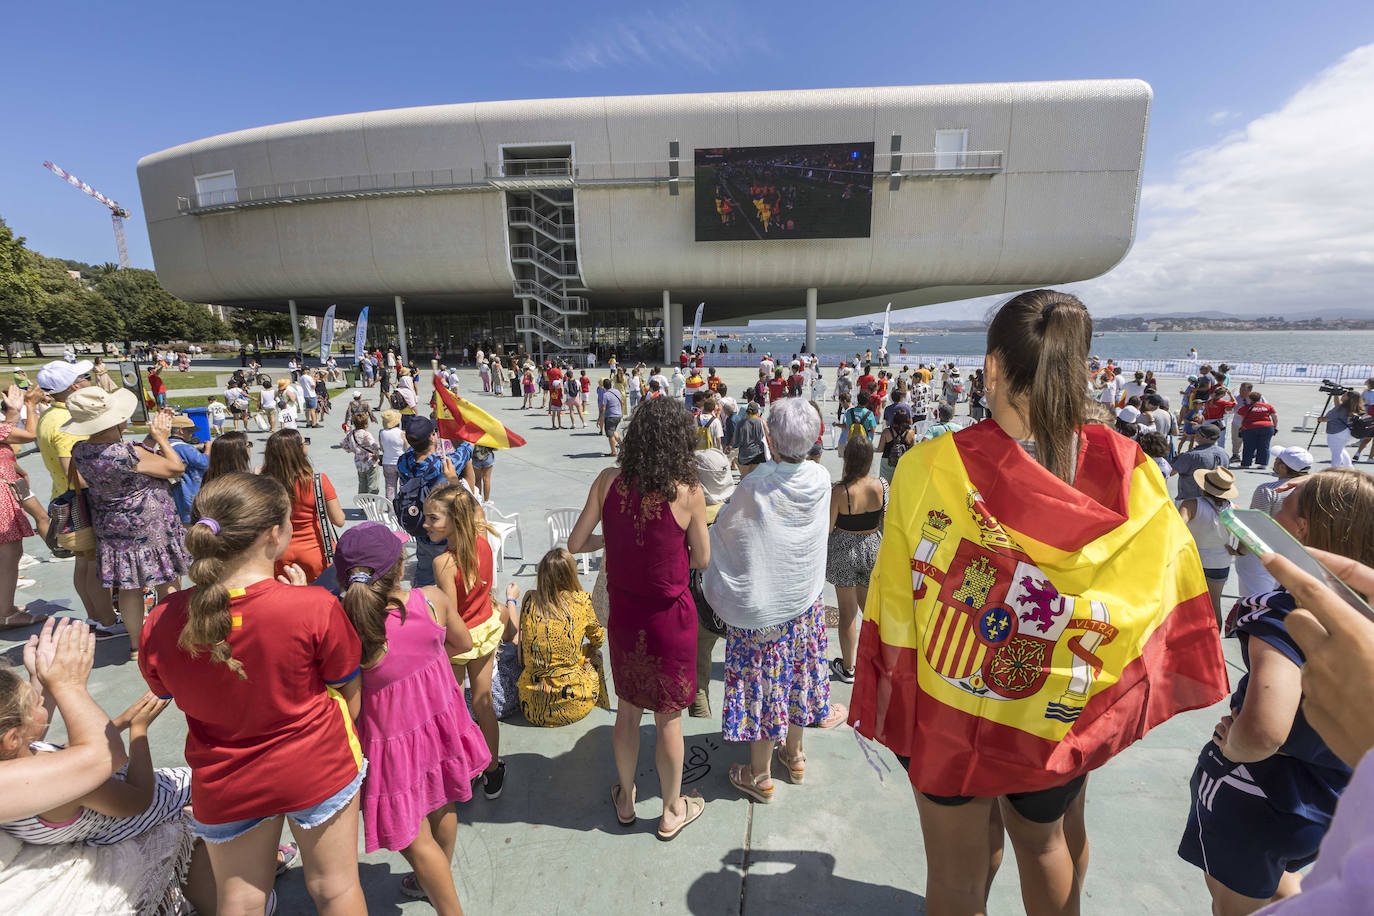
42, 161, 131, 269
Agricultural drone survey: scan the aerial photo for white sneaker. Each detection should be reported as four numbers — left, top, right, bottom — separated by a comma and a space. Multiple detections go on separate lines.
15, 577, 35, 590
17, 554, 39, 570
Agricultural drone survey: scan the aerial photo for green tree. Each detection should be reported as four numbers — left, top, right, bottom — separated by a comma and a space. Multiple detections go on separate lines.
94, 268, 219, 344
230, 308, 300, 350
0, 217, 42, 360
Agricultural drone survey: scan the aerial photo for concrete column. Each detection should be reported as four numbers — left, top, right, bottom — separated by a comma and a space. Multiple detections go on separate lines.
669, 301, 684, 364
522, 299, 533, 357
394, 295, 409, 365
662, 290, 671, 366
288, 299, 301, 355
805, 287, 818, 355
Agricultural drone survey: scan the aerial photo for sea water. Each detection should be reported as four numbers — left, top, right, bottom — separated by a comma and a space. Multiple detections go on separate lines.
720, 329, 1374, 367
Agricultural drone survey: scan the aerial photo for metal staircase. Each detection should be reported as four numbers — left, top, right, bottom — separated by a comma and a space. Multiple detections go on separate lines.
502, 160, 586, 350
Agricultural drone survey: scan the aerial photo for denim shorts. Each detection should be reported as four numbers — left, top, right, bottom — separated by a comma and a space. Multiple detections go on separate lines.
305, 397, 319, 410
193, 761, 367, 843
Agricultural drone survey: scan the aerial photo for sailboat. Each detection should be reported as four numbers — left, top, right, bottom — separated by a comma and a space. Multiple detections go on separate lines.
1153, 333, 1159, 341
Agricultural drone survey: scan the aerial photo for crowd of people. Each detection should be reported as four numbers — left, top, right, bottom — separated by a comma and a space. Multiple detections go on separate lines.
1, 293, 1373, 916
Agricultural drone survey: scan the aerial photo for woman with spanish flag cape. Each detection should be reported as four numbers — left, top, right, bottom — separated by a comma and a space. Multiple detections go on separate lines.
849, 290, 1229, 915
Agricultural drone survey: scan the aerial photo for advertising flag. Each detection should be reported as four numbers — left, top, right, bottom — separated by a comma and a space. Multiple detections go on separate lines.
690, 302, 705, 352
320, 305, 336, 362
849, 421, 1228, 796
880, 303, 891, 352
353, 307, 369, 365
433, 379, 526, 449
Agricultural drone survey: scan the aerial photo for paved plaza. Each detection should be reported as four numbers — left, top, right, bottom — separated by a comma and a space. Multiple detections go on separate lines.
3, 359, 1359, 914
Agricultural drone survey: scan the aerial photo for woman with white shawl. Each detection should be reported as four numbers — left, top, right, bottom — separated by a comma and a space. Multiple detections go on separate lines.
703, 399, 846, 804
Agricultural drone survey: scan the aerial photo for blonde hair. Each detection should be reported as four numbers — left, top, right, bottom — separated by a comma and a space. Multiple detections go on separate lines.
426, 484, 494, 592
1295, 469, 1374, 568
0, 668, 31, 759
180, 474, 292, 679
526, 548, 582, 617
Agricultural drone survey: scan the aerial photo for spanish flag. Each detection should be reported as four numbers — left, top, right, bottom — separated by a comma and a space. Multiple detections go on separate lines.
433, 379, 526, 449
850, 421, 1228, 796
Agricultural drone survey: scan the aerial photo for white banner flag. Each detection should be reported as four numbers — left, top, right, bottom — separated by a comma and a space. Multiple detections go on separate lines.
690, 302, 705, 352
320, 305, 336, 362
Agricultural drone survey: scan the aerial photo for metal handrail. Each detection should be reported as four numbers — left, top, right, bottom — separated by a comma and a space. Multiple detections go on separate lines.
514, 312, 583, 348
175, 152, 1007, 215
486, 158, 573, 179
512, 279, 588, 315
507, 207, 576, 241
509, 244, 578, 278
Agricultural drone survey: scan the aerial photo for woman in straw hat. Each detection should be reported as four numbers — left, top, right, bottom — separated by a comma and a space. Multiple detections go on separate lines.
65, 388, 190, 659
379, 409, 406, 500
1177, 466, 1240, 627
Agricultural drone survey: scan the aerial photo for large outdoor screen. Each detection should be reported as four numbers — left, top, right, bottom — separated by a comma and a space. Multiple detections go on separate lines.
694, 142, 874, 241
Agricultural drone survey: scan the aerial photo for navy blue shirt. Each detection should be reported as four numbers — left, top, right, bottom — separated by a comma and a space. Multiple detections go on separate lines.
1228, 589, 1351, 823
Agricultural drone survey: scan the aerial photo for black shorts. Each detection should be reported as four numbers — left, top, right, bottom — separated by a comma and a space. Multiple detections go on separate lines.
604, 417, 621, 436
894, 754, 1085, 824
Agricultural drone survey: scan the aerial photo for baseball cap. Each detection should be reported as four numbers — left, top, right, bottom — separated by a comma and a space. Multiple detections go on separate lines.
1272, 445, 1314, 472
352, 391, 362, 399
1116, 405, 1141, 424
333, 522, 405, 584
1195, 424, 1221, 440
405, 416, 436, 446
36, 359, 93, 392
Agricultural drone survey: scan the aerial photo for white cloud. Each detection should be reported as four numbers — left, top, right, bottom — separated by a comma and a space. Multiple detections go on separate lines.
1070, 43, 1374, 317
539, 8, 770, 73
1206, 109, 1238, 125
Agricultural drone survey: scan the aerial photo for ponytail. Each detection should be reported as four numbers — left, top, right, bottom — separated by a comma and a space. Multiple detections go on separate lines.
340, 562, 404, 666
986, 290, 1092, 483
179, 473, 292, 679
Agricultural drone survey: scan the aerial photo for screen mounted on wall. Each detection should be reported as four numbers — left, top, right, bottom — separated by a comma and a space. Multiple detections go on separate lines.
694, 142, 874, 241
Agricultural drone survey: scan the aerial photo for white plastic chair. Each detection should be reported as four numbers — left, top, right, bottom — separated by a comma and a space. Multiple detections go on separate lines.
355, 495, 405, 533
546, 507, 593, 574
482, 501, 524, 572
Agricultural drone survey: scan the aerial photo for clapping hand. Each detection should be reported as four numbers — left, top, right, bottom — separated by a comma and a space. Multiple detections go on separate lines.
33, 618, 95, 696
127, 693, 171, 734
1264, 549, 1374, 768
2, 384, 23, 415
148, 410, 173, 441
441, 455, 458, 482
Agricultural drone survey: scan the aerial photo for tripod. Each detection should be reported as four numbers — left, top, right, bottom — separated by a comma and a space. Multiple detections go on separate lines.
1306, 392, 1335, 450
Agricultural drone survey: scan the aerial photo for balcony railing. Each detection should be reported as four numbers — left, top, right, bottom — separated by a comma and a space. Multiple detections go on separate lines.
176, 152, 1004, 214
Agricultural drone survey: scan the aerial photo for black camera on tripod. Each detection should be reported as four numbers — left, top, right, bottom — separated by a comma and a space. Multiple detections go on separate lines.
1319, 379, 1351, 396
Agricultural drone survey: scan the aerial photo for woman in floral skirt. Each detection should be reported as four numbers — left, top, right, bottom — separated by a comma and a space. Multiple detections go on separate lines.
704, 398, 845, 804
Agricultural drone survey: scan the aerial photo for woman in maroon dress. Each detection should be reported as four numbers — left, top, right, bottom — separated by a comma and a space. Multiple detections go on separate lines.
569, 395, 710, 840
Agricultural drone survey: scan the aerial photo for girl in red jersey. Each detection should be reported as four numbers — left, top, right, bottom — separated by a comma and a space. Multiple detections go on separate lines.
139, 473, 366, 916
426, 485, 507, 800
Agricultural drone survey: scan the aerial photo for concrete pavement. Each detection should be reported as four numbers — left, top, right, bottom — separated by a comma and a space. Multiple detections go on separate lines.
3, 362, 1361, 915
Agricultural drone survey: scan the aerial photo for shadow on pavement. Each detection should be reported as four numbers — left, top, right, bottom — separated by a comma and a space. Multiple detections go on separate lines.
688, 849, 924, 915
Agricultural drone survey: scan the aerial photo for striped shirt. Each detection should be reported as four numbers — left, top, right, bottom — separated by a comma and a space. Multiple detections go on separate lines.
0, 742, 192, 846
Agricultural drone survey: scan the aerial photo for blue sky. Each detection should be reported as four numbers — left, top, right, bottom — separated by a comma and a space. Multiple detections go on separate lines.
2, 0, 1372, 319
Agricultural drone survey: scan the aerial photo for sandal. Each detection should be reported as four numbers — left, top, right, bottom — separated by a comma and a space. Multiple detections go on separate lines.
815, 702, 848, 729
656, 792, 705, 841
775, 746, 807, 784
611, 783, 636, 826
729, 763, 775, 804
0, 609, 50, 632
399, 873, 428, 900
275, 842, 299, 876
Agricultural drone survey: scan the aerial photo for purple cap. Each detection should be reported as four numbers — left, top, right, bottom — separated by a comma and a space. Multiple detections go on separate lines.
333, 522, 405, 585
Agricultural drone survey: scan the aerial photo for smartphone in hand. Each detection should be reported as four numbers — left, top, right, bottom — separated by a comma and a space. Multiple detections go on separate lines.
1221, 508, 1374, 621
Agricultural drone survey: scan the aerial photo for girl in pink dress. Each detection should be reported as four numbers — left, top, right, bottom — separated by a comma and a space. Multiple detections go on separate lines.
335, 522, 490, 912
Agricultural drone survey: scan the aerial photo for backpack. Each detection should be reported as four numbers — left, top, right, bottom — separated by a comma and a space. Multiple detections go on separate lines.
389, 390, 407, 409
393, 468, 435, 537
566, 376, 580, 399
846, 408, 871, 443
696, 416, 720, 451
883, 429, 911, 466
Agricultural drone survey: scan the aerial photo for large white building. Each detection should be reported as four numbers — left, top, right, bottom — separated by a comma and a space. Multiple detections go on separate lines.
137, 80, 1151, 360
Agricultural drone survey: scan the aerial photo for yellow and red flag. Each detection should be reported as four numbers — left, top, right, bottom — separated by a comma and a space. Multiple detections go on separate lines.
850, 421, 1228, 796
433, 380, 526, 449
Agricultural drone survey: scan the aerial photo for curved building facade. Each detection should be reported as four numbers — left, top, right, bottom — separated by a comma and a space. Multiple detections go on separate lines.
137, 80, 1150, 355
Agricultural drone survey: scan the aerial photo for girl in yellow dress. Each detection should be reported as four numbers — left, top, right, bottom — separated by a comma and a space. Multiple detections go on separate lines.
516, 549, 610, 727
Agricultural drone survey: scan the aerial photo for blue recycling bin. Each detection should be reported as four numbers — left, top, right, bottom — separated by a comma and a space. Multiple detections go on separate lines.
182, 407, 212, 442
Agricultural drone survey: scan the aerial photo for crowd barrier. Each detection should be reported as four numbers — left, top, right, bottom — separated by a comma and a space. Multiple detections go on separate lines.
696, 352, 1374, 385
